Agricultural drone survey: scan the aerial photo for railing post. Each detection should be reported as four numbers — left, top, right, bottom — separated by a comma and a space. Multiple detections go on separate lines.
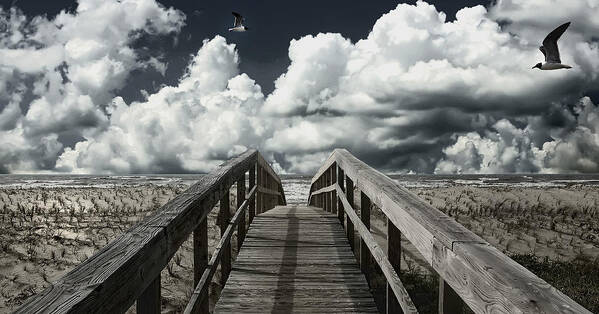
324, 169, 330, 212
387, 219, 401, 314
193, 218, 208, 314
331, 163, 337, 214
360, 192, 371, 282
249, 165, 256, 223
261, 167, 264, 213
264, 174, 272, 211
256, 165, 262, 214
337, 166, 345, 223
219, 189, 231, 285
315, 178, 320, 208
137, 274, 160, 314
345, 175, 355, 252
237, 173, 246, 251
439, 278, 464, 314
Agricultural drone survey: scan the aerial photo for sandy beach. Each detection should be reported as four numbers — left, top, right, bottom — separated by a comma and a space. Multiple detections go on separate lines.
0, 182, 242, 313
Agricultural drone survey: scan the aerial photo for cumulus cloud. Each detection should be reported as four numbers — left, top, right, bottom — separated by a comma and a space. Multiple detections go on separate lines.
260, 1, 599, 173
2, 0, 599, 174
56, 37, 266, 174
436, 97, 599, 173
0, 0, 184, 173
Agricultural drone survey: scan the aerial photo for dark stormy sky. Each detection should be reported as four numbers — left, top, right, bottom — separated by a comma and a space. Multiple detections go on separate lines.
1, 0, 599, 174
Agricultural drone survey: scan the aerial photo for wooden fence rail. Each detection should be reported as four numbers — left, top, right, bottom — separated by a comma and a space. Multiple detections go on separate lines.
308, 148, 591, 314
17, 149, 285, 314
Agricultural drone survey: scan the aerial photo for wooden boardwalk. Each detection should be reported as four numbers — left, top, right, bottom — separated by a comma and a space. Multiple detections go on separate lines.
214, 205, 378, 313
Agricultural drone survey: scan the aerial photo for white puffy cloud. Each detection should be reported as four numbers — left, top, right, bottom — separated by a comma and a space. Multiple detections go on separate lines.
3, 0, 599, 174
258, 1, 599, 173
436, 97, 599, 173
0, 0, 184, 172
56, 36, 266, 174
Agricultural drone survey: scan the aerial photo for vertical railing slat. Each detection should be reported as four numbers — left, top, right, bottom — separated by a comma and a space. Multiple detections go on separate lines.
237, 173, 246, 251
249, 164, 256, 223
337, 166, 345, 223
256, 165, 262, 215
346, 175, 355, 252
193, 218, 208, 314
331, 163, 337, 214
439, 278, 464, 314
387, 219, 402, 314
360, 192, 371, 282
219, 190, 231, 285
137, 274, 160, 314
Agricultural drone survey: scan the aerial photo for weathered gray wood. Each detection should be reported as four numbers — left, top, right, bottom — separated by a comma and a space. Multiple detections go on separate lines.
387, 217, 402, 314
193, 219, 209, 314
325, 168, 331, 212
185, 187, 256, 314
345, 176, 355, 252
214, 206, 378, 313
336, 186, 418, 314
310, 184, 336, 199
331, 162, 337, 214
337, 166, 345, 223
360, 191, 371, 280
256, 165, 263, 214
237, 173, 246, 251
220, 189, 231, 286
309, 149, 591, 314
433, 239, 591, 314
257, 154, 281, 184
333, 149, 485, 262
249, 165, 255, 223
257, 185, 282, 196
137, 274, 160, 314
16, 149, 258, 314
439, 277, 463, 314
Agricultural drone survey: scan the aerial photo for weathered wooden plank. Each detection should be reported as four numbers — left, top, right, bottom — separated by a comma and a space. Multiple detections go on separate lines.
310, 149, 591, 314
137, 274, 160, 314
17, 150, 258, 314
433, 240, 591, 314
334, 149, 485, 261
219, 190, 231, 286
237, 173, 246, 251
248, 164, 256, 223
331, 163, 337, 214
360, 191, 371, 281
387, 217, 402, 314
185, 187, 256, 314
193, 219, 208, 314
310, 184, 336, 197
336, 187, 418, 314
439, 277, 463, 314
337, 166, 345, 223
257, 153, 281, 184
258, 185, 282, 196
345, 176, 355, 252
215, 206, 377, 313
257, 165, 263, 214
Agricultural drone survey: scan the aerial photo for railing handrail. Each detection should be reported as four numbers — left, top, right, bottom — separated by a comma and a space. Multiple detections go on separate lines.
18, 149, 286, 314
308, 148, 591, 314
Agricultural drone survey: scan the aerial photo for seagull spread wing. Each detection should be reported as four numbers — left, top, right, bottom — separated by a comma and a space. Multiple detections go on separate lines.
540, 22, 570, 64
232, 12, 243, 27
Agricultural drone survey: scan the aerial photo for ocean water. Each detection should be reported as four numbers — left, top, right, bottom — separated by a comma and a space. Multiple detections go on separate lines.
1, 173, 599, 205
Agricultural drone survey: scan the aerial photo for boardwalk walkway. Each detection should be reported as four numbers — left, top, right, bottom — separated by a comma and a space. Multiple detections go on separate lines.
214, 205, 378, 313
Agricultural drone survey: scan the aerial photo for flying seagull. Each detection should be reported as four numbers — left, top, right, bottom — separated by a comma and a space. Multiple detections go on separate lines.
533, 22, 572, 70
229, 12, 249, 32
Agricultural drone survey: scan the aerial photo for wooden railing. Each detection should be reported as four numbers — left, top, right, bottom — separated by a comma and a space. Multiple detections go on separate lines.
17, 149, 285, 314
308, 149, 591, 314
